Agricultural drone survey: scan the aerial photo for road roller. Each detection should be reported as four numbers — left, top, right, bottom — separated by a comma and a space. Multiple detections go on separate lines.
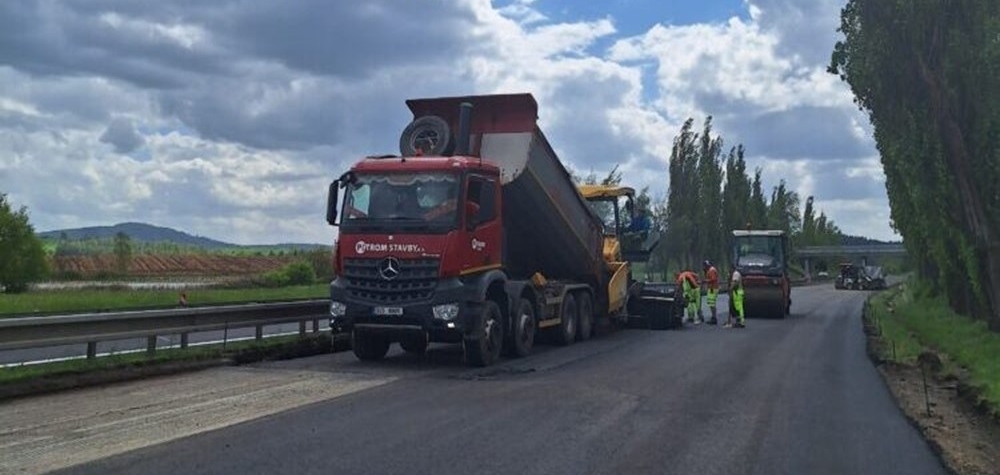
729, 229, 791, 319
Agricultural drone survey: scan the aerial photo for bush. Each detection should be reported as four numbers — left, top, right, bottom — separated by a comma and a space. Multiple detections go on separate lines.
93, 270, 121, 281
257, 260, 316, 288
304, 248, 334, 282
0, 194, 48, 293
260, 270, 290, 288
56, 270, 83, 281
284, 261, 316, 286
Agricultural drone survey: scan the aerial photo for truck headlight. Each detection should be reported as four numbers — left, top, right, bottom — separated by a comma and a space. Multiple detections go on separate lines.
433, 303, 460, 321
330, 301, 346, 317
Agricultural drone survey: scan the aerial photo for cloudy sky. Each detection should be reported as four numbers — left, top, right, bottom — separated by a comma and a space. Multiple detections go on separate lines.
0, 0, 895, 245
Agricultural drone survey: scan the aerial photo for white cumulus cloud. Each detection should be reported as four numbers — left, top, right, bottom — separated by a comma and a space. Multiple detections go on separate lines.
0, 0, 897, 243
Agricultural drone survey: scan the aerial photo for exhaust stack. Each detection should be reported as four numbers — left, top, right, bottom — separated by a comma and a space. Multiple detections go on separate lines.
455, 102, 473, 156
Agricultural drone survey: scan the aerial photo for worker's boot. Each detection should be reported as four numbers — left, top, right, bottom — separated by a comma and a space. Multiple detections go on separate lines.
708, 308, 718, 325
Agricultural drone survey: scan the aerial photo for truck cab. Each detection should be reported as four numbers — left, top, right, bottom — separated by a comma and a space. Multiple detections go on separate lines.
327, 155, 505, 361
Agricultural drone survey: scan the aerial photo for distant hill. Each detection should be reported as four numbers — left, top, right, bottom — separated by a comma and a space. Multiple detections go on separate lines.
38, 222, 327, 251
40, 222, 231, 248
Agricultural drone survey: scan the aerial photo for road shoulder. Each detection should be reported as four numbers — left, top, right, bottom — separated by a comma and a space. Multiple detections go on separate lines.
0, 358, 394, 475
863, 291, 1000, 475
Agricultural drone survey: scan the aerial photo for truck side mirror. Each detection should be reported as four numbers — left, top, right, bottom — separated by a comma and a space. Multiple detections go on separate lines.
465, 202, 481, 229
326, 180, 340, 226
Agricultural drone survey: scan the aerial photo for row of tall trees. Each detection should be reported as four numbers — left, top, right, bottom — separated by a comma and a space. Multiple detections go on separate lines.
652, 118, 841, 274
830, 0, 1000, 330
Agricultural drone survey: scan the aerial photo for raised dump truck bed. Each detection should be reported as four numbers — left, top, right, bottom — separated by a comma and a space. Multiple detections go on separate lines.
405, 94, 606, 286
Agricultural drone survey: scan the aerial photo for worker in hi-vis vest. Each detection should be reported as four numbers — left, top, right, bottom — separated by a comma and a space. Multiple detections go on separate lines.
702, 260, 719, 325
727, 269, 746, 328
676, 270, 702, 324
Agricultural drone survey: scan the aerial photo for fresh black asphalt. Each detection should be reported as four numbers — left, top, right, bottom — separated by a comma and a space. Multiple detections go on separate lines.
54, 285, 947, 475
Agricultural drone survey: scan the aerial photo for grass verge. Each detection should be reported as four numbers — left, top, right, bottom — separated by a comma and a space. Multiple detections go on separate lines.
866, 281, 1000, 417
0, 332, 347, 401
0, 284, 329, 317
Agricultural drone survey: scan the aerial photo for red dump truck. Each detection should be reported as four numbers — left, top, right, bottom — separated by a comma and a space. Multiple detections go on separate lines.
325, 93, 668, 366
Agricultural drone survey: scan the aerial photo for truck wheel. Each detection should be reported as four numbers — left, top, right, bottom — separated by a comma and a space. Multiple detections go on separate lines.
352, 332, 390, 361
399, 115, 454, 156
465, 301, 504, 367
399, 334, 428, 355
508, 298, 536, 358
576, 292, 594, 341
553, 294, 577, 346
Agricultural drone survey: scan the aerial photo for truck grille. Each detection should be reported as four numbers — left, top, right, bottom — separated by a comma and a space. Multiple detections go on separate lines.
342, 258, 439, 304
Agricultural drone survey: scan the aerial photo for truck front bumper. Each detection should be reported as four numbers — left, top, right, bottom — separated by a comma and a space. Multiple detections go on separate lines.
328, 277, 483, 342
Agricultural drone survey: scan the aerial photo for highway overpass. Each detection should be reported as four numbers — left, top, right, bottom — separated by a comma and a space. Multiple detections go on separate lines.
796, 244, 906, 278
796, 244, 906, 258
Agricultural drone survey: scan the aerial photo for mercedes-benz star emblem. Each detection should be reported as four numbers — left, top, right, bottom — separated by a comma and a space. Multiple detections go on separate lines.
379, 257, 401, 281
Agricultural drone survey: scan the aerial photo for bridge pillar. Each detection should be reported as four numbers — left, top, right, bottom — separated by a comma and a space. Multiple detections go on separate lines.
804, 258, 812, 282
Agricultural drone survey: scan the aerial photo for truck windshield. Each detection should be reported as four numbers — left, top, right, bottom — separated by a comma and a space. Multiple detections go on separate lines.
342, 172, 459, 227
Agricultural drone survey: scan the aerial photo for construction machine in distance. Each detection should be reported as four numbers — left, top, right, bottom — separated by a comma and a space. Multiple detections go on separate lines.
577, 184, 679, 330
729, 229, 792, 318
835, 263, 887, 290
325, 93, 669, 367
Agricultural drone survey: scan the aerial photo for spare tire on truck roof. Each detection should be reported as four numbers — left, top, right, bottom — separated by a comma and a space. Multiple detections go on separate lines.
399, 115, 454, 156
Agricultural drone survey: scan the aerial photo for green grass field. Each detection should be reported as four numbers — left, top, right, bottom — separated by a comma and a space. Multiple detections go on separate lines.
868, 282, 1000, 413
0, 284, 329, 317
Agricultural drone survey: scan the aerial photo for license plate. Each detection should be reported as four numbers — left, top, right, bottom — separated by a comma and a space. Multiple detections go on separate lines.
374, 306, 403, 316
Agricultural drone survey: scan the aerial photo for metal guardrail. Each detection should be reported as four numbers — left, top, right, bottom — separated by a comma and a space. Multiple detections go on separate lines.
0, 277, 825, 361
0, 300, 331, 358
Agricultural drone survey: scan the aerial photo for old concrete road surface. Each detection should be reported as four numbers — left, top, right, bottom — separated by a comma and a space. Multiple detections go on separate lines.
6, 285, 947, 475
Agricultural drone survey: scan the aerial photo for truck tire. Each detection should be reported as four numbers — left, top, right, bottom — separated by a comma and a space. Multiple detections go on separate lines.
553, 294, 577, 346
352, 332, 390, 361
399, 115, 455, 156
399, 334, 428, 355
576, 292, 594, 341
507, 298, 536, 358
465, 300, 504, 367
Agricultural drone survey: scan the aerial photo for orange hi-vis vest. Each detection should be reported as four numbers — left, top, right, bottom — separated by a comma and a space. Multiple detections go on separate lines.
705, 266, 719, 290
676, 271, 699, 288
